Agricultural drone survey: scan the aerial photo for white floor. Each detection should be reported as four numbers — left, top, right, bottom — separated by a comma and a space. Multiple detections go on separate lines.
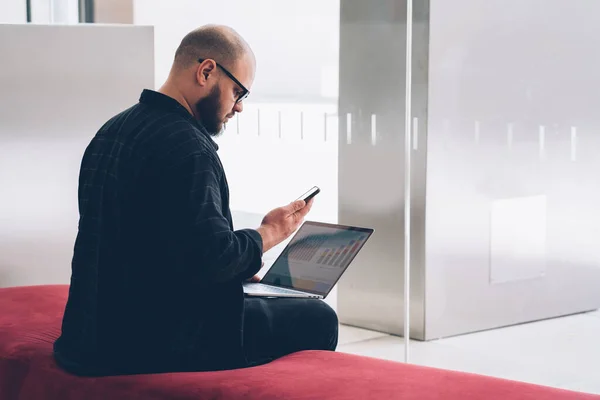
337, 309, 600, 395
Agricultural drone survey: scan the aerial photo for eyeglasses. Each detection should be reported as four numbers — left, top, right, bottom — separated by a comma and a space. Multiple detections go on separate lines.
198, 58, 249, 103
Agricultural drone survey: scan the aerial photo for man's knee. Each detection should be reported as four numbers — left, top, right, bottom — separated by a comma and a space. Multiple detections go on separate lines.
311, 300, 339, 351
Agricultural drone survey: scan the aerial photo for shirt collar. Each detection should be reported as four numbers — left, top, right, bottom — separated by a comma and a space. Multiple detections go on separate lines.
139, 89, 219, 151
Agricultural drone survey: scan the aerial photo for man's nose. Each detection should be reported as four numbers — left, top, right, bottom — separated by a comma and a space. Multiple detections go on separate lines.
233, 101, 244, 113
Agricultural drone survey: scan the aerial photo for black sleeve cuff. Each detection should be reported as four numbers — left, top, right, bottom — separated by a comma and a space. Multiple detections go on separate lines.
236, 228, 264, 280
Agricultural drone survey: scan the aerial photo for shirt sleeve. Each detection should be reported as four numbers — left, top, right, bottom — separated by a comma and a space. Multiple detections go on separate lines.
162, 150, 263, 284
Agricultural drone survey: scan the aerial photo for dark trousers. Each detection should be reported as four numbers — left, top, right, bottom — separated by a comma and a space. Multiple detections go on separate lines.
242, 297, 339, 367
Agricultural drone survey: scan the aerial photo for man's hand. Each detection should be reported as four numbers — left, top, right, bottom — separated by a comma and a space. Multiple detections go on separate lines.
256, 198, 314, 253
246, 261, 264, 283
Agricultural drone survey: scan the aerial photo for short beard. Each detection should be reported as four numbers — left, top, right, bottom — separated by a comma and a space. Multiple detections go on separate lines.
195, 86, 224, 137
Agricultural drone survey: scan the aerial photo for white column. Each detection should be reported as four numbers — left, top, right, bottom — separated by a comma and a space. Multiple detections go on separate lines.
30, 0, 78, 24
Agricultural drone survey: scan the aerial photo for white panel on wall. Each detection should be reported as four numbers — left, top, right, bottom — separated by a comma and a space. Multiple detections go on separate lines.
0, 24, 154, 288
490, 195, 547, 284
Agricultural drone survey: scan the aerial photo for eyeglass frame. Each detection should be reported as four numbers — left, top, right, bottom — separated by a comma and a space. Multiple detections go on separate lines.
197, 58, 250, 103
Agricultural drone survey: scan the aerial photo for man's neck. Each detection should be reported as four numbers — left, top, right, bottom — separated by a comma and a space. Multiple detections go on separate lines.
158, 81, 195, 118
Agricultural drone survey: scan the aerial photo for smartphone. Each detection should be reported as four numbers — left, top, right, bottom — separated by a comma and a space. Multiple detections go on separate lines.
297, 186, 320, 202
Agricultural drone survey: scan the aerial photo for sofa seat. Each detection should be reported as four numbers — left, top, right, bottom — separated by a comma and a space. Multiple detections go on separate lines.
1, 285, 597, 400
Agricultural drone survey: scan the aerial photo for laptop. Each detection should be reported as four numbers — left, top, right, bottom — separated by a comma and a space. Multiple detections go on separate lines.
243, 221, 374, 299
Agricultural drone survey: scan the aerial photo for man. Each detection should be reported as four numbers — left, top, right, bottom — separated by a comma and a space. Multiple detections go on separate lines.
53, 24, 338, 376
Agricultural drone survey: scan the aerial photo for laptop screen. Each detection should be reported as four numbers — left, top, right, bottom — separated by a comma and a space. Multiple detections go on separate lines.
261, 221, 374, 296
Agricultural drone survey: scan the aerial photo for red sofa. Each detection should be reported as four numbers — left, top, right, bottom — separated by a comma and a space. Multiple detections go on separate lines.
1, 285, 597, 400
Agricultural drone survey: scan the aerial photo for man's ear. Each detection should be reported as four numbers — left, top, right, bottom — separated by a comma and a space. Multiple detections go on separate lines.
196, 59, 217, 86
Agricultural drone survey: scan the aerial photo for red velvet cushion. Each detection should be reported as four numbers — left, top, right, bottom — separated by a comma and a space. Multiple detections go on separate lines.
0, 285, 597, 400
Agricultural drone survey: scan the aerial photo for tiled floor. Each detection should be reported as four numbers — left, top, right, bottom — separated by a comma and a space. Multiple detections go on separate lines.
338, 310, 600, 395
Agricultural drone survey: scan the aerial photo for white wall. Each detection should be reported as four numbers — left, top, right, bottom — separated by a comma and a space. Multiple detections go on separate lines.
131, 0, 340, 218
0, 0, 27, 23
0, 24, 154, 288
133, 0, 339, 102
423, 0, 600, 339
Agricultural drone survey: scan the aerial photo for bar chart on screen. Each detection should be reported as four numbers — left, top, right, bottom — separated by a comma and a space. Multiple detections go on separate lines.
285, 233, 368, 269
317, 237, 366, 267
287, 236, 328, 262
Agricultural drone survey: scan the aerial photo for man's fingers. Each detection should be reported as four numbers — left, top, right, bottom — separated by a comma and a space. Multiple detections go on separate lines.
298, 198, 313, 215
287, 199, 306, 213
305, 198, 315, 210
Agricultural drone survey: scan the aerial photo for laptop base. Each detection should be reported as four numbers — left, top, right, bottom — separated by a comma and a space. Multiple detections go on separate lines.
243, 283, 323, 299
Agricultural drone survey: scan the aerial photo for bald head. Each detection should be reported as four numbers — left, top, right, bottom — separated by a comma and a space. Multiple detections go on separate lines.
160, 25, 255, 137
173, 24, 255, 71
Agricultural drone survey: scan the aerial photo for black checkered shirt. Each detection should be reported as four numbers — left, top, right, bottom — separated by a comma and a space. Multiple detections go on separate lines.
54, 89, 263, 375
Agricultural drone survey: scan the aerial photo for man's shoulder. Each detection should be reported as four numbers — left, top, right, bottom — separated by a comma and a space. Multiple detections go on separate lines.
152, 119, 218, 165
97, 102, 216, 159
98, 102, 185, 137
